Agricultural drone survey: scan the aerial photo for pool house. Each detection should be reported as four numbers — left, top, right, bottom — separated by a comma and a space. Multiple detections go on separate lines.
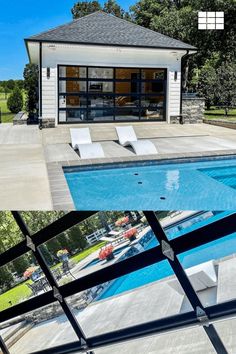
25, 11, 197, 127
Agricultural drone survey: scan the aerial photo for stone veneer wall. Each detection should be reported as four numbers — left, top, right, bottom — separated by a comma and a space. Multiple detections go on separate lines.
170, 97, 205, 124
41, 118, 56, 128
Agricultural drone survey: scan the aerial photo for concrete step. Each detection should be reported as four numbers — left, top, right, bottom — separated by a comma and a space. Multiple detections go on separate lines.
1, 322, 34, 351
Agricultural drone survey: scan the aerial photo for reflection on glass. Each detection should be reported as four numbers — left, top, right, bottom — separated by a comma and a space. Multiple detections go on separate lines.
141, 68, 165, 80
37, 212, 152, 286
60, 109, 87, 122
0, 212, 24, 254
59, 66, 86, 78
115, 68, 140, 80
215, 317, 236, 353
21, 211, 67, 234
8, 303, 77, 354
177, 217, 236, 309
141, 81, 165, 94
59, 95, 87, 108
0, 252, 50, 312
88, 81, 113, 93
88, 109, 114, 121
59, 80, 87, 94
88, 67, 113, 79
88, 95, 114, 108
67, 261, 190, 338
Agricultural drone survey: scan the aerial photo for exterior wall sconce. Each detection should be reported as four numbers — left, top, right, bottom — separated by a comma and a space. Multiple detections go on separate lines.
174, 71, 178, 81
47, 67, 50, 79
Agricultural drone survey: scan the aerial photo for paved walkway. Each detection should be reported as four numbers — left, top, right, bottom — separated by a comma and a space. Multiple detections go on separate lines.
1, 123, 236, 210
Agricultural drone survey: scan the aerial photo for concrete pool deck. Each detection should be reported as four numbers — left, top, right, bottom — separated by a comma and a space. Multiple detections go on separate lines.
1, 123, 236, 210
7, 254, 236, 354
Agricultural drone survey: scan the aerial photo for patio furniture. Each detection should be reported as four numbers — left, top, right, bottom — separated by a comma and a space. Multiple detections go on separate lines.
70, 128, 105, 159
61, 260, 76, 280
115, 125, 158, 156
168, 260, 217, 295
52, 268, 62, 281
27, 278, 49, 296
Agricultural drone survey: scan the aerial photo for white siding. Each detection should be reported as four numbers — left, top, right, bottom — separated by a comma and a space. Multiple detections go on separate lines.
41, 43, 186, 124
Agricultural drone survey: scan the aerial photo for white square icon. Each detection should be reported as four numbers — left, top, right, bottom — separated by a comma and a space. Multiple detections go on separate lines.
198, 11, 224, 30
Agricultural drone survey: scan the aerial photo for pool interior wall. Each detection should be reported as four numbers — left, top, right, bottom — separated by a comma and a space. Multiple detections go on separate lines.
64, 157, 236, 210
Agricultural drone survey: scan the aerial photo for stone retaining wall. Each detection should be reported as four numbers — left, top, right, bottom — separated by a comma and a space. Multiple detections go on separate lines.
170, 97, 205, 124
203, 119, 236, 130
41, 118, 55, 128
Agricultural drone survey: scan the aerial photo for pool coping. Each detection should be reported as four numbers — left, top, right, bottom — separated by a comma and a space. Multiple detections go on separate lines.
47, 149, 236, 210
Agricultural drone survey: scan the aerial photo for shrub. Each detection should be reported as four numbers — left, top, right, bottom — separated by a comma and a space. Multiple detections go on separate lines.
7, 86, 23, 113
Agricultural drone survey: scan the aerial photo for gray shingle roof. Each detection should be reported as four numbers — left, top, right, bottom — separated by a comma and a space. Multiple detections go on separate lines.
26, 11, 196, 50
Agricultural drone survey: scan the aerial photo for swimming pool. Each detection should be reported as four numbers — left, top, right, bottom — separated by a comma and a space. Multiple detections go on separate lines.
98, 211, 235, 300
64, 156, 236, 210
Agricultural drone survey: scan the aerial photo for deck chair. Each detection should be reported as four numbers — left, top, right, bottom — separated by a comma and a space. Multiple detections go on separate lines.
168, 260, 217, 295
70, 128, 105, 159
115, 126, 158, 155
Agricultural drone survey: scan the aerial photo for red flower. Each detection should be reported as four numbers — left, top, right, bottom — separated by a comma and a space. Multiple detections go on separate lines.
99, 244, 114, 260
124, 228, 137, 239
115, 216, 129, 226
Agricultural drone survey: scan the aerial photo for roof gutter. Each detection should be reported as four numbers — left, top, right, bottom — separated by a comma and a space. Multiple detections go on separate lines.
24, 38, 197, 52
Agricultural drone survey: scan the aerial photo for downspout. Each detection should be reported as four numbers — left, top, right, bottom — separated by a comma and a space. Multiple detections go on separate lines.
39, 42, 43, 129
180, 49, 189, 123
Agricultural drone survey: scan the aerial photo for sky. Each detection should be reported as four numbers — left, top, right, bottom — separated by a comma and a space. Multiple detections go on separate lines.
0, 0, 133, 80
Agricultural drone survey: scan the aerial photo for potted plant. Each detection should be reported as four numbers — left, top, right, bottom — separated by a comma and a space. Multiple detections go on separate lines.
23, 266, 40, 281
124, 228, 138, 242
57, 249, 69, 262
115, 216, 129, 227
99, 244, 114, 261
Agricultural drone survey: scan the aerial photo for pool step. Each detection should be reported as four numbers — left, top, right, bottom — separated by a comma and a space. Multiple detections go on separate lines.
0, 321, 34, 352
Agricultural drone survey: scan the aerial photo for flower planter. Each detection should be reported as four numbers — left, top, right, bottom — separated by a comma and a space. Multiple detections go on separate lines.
106, 252, 115, 261
128, 235, 137, 242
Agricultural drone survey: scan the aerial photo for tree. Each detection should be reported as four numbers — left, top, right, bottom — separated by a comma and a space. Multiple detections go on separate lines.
197, 55, 218, 109
11, 256, 29, 277
130, 0, 236, 91
6, 79, 15, 91
103, 0, 130, 19
23, 63, 39, 118
72, 0, 130, 20
0, 266, 13, 291
215, 61, 236, 115
7, 86, 23, 114
71, 1, 102, 18
67, 226, 88, 251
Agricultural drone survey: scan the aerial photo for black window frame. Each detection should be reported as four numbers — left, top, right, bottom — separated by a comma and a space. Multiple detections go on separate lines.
57, 65, 167, 124
1, 211, 236, 353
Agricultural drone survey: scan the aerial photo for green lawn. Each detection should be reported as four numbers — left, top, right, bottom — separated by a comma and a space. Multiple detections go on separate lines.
205, 107, 236, 120
0, 241, 106, 311
0, 280, 32, 312
0, 91, 26, 123
71, 241, 106, 264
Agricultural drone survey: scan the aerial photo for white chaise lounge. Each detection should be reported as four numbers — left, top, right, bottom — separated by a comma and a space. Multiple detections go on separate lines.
168, 260, 217, 295
115, 126, 158, 156
70, 128, 105, 159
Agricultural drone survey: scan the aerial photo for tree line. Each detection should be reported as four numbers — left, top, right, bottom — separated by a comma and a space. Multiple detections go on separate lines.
2, 0, 236, 117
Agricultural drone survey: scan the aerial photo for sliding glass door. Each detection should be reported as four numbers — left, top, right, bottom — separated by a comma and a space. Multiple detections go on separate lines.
58, 66, 167, 123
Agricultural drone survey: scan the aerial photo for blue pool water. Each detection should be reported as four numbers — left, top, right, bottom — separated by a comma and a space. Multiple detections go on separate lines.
98, 211, 236, 300
64, 157, 236, 210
